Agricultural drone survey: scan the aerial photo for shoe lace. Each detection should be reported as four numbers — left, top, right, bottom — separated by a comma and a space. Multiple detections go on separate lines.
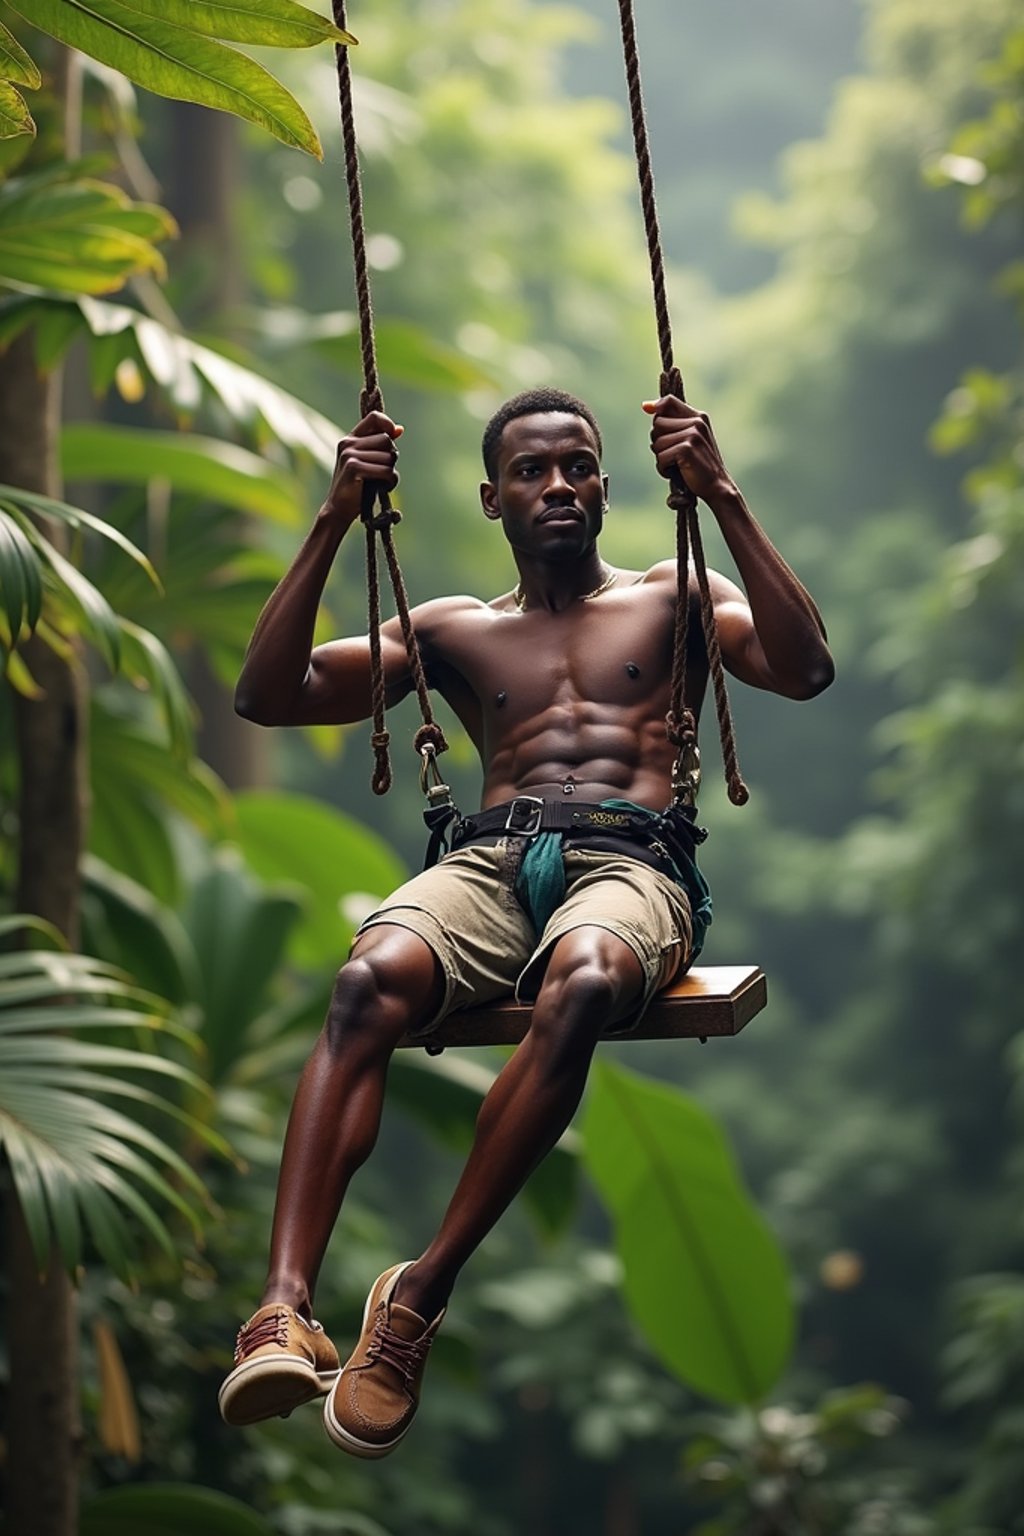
234, 1309, 288, 1364
233, 1307, 322, 1364
366, 1310, 431, 1386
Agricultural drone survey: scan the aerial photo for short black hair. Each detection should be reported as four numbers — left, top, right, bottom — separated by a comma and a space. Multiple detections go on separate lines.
481, 388, 603, 480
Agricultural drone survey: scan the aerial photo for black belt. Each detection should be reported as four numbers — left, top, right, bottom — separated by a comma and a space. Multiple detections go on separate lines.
423, 794, 706, 870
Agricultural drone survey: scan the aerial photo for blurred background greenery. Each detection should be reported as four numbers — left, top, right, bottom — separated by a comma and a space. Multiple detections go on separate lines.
1, 0, 1023, 1531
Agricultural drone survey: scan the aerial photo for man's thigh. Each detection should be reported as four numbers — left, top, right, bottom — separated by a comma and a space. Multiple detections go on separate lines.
354, 844, 536, 1030
517, 850, 693, 1031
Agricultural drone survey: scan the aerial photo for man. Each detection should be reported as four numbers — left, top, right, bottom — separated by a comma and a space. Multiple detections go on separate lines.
219, 388, 833, 1457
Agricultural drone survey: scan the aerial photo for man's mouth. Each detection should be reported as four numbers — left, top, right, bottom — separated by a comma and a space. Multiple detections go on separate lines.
538, 506, 584, 524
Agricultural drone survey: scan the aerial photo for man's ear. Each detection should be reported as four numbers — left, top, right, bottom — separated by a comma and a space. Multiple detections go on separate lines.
480, 481, 501, 521
602, 473, 610, 508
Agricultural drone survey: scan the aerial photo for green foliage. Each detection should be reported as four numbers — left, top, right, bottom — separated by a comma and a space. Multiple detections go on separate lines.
80, 1482, 278, 1536
584, 1060, 793, 1406
684, 1385, 931, 1536
62, 424, 305, 526
232, 790, 408, 968
3, 0, 353, 155
0, 917, 226, 1279
0, 294, 342, 465
0, 161, 175, 291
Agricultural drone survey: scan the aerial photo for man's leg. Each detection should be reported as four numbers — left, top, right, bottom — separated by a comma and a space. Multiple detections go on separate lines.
220, 924, 444, 1426
393, 926, 644, 1320
323, 925, 642, 1456
260, 923, 445, 1319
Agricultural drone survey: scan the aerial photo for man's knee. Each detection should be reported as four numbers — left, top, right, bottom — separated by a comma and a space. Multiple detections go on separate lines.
529, 931, 643, 1058
325, 930, 442, 1051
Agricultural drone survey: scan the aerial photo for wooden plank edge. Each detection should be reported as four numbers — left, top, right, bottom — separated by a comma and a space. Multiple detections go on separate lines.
397, 965, 768, 1050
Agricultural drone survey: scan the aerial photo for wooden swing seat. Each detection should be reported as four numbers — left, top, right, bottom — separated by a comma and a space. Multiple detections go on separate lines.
397, 964, 766, 1050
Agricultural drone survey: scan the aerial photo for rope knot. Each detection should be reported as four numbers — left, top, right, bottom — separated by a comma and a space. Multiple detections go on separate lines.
367, 506, 401, 532
370, 729, 390, 751
414, 723, 448, 757
667, 485, 696, 515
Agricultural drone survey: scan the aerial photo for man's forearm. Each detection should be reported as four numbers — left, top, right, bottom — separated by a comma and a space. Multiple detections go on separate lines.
706, 481, 834, 698
235, 507, 348, 725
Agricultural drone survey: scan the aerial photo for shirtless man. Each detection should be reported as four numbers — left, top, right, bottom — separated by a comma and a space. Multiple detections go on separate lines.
218, 388, 833, 1457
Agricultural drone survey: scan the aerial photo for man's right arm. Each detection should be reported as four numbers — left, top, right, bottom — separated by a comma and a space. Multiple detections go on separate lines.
234, 411, 414, 727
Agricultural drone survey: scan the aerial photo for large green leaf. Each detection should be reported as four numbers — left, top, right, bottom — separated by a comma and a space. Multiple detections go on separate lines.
388, 1048, 579, 1239
80, 1484, 278, 1536
181, 849, 304, 1083
0, 20, 41, 88
0, 78, 33, 140
88, 700, 230, 904
114, 0, 353, 48
82, 854, 203, 1008
0, 167, 174, 292
583, 1060, 793, 1406
232, 791, 408, 969
10, 0, 327, 157
255, 308, 497, 395
62, 423, 303, 525
0, 478, 162, 586
0, 923, 219, 1277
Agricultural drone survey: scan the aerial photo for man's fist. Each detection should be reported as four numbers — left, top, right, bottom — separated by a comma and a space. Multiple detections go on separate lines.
323, 411, 404, 525
642, 397, 733, 504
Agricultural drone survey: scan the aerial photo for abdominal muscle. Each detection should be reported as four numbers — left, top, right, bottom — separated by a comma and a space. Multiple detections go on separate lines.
479, 707, 679, 812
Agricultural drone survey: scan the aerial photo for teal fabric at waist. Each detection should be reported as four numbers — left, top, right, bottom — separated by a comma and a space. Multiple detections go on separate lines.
515, 798, 712, 958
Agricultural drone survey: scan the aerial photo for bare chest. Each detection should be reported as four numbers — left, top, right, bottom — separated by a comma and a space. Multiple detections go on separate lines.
430, 588, 679, 737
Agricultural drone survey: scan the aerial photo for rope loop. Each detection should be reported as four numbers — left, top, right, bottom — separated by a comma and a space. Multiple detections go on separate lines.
364, 503, 402, 533
413, 723, 447, 757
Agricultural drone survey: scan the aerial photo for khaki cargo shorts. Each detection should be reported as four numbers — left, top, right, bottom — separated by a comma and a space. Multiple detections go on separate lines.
354, 840, 694, 1036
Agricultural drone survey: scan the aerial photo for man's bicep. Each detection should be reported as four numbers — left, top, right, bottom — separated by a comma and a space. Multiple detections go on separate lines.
298, 627, 414, 724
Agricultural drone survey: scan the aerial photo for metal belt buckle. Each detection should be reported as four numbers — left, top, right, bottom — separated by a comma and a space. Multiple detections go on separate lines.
504, 796, 545, 835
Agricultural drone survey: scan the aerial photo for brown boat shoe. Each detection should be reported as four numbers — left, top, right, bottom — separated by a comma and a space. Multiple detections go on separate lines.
323, 1262, 445, 1458
218, 1303, 340, 1427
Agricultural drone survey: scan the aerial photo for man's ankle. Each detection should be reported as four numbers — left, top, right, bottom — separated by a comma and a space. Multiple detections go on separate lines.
392, 1261, 449, 1323
258, 1278, 313, 1321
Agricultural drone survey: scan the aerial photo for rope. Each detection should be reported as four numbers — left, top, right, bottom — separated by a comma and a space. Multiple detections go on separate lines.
331, 1, 447, 794
617, 0, 748, 807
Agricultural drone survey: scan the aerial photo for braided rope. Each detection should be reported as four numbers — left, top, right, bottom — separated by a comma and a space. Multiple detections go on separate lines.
331, 1, 447, 793
617, 0, 748, 806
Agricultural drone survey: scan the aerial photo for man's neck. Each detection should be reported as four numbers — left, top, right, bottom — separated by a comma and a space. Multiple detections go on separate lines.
512, 553, 614, 613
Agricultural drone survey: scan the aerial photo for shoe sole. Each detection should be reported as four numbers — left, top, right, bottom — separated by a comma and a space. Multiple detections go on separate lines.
323, 1261, 414, 1459
219, 1355, 339, 1427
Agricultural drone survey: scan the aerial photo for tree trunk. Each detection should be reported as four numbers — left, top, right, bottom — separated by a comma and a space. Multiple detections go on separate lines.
0, 330, 85, 1536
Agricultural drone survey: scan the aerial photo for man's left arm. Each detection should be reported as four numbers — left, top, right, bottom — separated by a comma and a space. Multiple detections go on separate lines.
645, 396, 834, 700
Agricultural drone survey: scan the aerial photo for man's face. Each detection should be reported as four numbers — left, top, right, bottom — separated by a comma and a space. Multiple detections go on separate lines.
480, 412, 608, 558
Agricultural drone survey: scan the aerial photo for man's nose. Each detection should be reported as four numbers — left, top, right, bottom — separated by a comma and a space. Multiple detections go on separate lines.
543, 468, 574, 501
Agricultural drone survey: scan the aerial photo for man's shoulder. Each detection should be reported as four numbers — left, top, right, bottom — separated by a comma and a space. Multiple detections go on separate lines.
409, 593, 497, 640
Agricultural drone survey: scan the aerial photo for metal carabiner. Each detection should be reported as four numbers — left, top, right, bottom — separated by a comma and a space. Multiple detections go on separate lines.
419, 740, 454, 807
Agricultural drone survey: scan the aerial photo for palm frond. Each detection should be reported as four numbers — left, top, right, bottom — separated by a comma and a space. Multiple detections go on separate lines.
0, 923, 222, 1278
